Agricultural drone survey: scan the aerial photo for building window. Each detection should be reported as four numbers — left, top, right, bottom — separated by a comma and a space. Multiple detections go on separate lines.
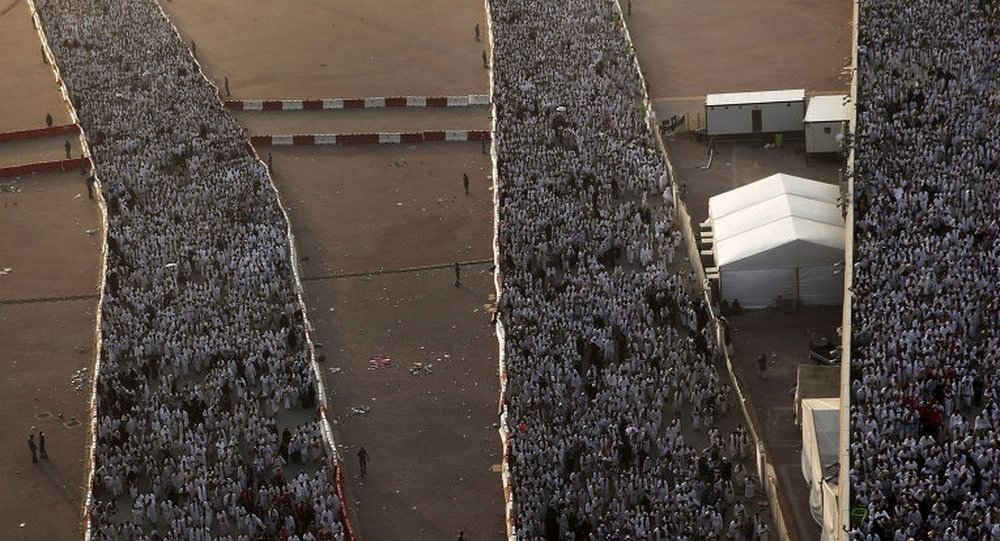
824, 127, 832, 134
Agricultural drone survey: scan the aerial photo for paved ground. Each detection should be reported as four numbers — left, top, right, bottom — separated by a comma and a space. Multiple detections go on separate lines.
0, 172, 101, 301
271, 143, 504, 540
0, 136, 82, 167
625, 0, 853, 121
0, 0, 72, 133
0, 171, 103, 541
0, 299, 98, 541
665, 136, 842, 228
728, 306, 842, 541
160, 0, 489, 99
269, 144, 493, 277
235, 107, 490, 136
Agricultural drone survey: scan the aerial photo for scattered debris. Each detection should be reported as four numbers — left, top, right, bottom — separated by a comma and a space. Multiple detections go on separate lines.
0, 267, 11, 276
70, 367, 89, 392
85, 228, 98, 236
349, 405, 371, 415
368, 355, 392, 370
1, 183, 20, 193
328, 366, 343, 375
409, 362, 433, 376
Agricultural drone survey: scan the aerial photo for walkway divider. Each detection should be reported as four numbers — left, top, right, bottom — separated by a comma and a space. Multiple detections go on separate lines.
836, 2, 860, 539
0, 123, 79, 143
482, 1, 517, 539
225, 94, 490, 111
0, 156, 86, 178
250, 130, 491, 146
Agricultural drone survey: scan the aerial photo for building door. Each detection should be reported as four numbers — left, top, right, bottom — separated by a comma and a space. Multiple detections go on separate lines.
751, 109, 762, 132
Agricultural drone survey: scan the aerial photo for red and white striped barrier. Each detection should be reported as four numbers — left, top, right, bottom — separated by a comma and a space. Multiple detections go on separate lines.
225, 94, 490, 111
249, 130, 491, 146
0, 123, 79, 143
0, 156, 86, 178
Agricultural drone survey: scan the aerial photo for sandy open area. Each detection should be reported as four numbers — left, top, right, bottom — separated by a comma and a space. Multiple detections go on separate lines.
625, 0, 852, 119
0, 0, 72, 133
304, 268, 504, 540
0, 299, 98, 541
161, 0, 489, 99
0, 136, 82, 167
0, 171, 102, 541
269, 142, 504, 540
0, 172, 102, 300
235, 107, 490, 136
270, 143, 493, 277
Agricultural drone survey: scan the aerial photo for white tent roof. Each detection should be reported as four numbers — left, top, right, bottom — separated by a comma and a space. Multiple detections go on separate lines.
706, 89, 805, 107
709, 174, 845, 269
801, 397, 841, 530
802, 397, 840, 471
805, 95, 849, 123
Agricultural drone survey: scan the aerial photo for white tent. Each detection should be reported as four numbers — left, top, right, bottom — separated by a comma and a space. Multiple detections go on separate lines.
708, 173, 845, 308
801, 397, 840, 539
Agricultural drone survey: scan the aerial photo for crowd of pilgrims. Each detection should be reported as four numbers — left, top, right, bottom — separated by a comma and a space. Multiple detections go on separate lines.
850, 1, 1000, 539
36, 0, 345, 539
490, 0, 771, 539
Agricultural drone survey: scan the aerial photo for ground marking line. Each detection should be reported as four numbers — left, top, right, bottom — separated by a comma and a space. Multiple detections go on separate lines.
0, 293, 99, 306
301, 258, 494, 282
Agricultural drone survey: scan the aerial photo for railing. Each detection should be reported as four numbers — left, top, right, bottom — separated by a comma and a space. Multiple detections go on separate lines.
837, 0, 860, 539
482, 0, 518, 539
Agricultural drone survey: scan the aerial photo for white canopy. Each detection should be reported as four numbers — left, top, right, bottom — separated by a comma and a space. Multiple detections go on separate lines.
805, 95, 849, 123
708, 173, 845, 307
706, 89, 805, 107
801, 398, 840, 539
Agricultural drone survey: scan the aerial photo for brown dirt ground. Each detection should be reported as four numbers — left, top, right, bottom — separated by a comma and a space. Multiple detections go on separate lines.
270, 143, 493, 277
0, 0, 73, 133
271, 143, 504, 540
0, 171, 102, 541
625, 0, 853, 119
235, 107, 490, 136
0, 299, 98, 541
0, 172, 103, 300
304, 268, 504, 541
161, 0, 490, 99
0, 136, 83, 167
